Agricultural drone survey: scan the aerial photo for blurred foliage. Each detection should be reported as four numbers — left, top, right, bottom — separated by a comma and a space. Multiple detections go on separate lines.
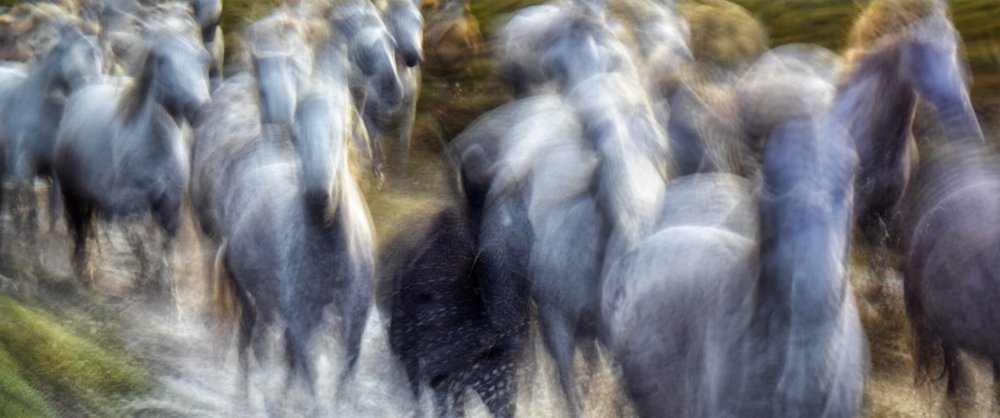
212, 0, 998, 139
0, 295, 151, 416
732, 0, 1000, 104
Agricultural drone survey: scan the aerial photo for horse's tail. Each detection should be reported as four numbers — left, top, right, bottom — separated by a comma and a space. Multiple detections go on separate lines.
210, 239, 241, 326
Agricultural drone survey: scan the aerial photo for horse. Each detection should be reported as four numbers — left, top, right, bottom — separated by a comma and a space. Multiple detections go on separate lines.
187, 0, 224, 88
190, 6, 313, 241
605, 0, 691, 153
196, 24, 374, 394
328, 0, 404, 183
387, 155, 525, 417
453, 4, 669, 413
901, 147, 1000, 412
837, 0, 984, 253
602, 111, 867, 417
655, 0, 767, 178
53, 7, 209, 286
97, 1, 202, 77
497, 2, 632, 97
737, 44, 844, 162
0, 23, 100, 241
380, 0, 422, 174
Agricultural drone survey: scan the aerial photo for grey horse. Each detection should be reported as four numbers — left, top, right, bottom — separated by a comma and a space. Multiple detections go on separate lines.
53, 9, 209, 285
0, 23, 100, 239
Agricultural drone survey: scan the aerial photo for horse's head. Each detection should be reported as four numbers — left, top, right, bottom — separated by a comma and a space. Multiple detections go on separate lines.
385, 0, 424, 67
294, 92, 349, 222
536, 5, 630, 92
188, 0, 222, 43
50, 24, 102, 95
355, 25, 404, 108
334, 1, 404, 108
148, 35, 211, 123
901, 9, 984, 145
246, 9, 313, 127
253, 54, 303, 127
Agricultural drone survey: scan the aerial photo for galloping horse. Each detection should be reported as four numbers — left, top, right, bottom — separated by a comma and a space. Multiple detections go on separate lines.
328, 0, 403, 183
902, 147, 1000, 411
196, 16, 374, 393
0, 23, 100, 239
53, 5, 209, 284
838, 0, 983, 251
380, 0, 423, 174
603, 114, 867, 417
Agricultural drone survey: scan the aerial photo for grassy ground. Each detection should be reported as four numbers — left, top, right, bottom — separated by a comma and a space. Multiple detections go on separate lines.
0, 290, 151, 417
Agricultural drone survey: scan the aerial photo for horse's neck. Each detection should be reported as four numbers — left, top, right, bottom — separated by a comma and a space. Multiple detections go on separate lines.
574, 77, 666, 263
119, 88, 177, 156
23, 55, 61, 98
834, 53, 917, 166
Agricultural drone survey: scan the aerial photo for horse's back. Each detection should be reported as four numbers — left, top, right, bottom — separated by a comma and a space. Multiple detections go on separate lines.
904, 151, 1000, 358
191, 73, 261, 236
602, 224, 757, 418
657, 172, 758, 240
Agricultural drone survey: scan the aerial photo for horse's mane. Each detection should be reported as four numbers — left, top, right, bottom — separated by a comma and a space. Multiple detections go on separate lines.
118, 48, 154, 124
841, 0, 939, 81
142, 2, 201, 41
118, 4, 202, 123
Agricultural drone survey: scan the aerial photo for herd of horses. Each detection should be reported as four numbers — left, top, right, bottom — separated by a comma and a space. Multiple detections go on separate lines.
0, 0, 996, 416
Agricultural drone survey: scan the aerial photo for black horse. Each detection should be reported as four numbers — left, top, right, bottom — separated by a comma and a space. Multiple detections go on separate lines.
387, 158, 525, 416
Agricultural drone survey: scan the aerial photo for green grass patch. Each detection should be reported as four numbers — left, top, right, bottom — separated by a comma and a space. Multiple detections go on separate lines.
0, 347, 54, 418
0, 295, 151, 416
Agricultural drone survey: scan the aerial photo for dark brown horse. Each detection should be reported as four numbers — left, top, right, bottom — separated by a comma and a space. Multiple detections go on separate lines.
902, 147, 1000, 411
836, 0, 983, 252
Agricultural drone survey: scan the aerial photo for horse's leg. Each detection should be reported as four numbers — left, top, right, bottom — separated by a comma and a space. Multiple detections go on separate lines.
125, 226, 150, 289
397, 84, 417, 178
475, 335, 520, 418
24, 181, 39, 250
538, 305, 583, 415
47, 174, 61, 234
579, 336, 603, 394
431, 376, 452, 418
283, 325, 316, 395
943, 345, 972, 414
234, 280, 256, 397
155, 195, 183, 299
362, 102, 385, 188
64, 194, 93, 285
336, 283, 372, 389
992, 359, 1000, 414
0, 174, 4, 252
